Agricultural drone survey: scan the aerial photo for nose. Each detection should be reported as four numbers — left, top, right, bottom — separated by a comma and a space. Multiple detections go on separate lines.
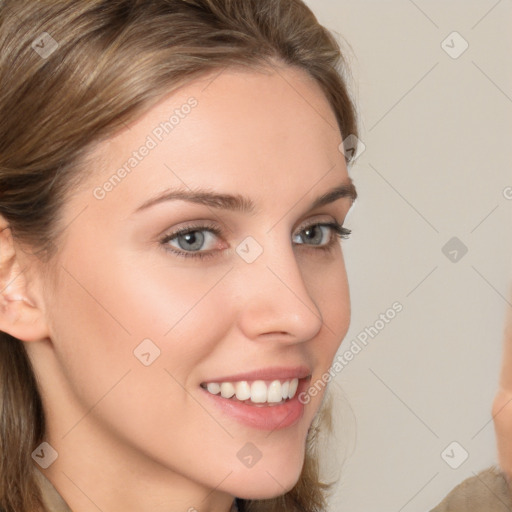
234, 235, 324, 344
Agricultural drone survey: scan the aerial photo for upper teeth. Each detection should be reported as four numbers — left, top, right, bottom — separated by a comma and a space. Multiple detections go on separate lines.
204, 378, 299, 404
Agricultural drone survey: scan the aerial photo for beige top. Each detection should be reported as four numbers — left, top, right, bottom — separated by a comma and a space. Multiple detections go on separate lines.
34, 468, 73, 512
36, 465, 511, 512
34, 467, 240, 512
429, 466, 512, 511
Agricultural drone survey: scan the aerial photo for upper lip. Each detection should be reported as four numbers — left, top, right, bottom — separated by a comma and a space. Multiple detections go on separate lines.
200, 366, 312, 384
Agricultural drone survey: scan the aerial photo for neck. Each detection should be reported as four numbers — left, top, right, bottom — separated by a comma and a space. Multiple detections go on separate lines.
37, 420, 236, 512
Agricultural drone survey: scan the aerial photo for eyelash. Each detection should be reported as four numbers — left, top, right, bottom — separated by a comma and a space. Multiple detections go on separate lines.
159, 221, 351, 260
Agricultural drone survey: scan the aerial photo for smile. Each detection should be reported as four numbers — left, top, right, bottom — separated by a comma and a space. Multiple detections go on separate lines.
200, 378, 299, 406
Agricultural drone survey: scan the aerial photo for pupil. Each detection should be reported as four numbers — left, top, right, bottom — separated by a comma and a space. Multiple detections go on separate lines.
305, 226, 322, 245
179, 231, 204, 251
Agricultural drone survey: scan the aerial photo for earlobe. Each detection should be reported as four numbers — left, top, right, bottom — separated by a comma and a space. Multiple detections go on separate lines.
0, 218, 50, 343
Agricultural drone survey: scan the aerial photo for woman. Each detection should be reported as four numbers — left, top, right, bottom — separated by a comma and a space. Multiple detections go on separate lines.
0, 1, 359, 511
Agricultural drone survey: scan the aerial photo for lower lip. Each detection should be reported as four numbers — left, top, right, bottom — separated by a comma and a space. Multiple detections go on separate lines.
200, 378, 309, 431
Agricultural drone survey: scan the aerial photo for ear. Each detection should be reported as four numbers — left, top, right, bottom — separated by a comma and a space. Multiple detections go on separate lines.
0, 216, 50, 342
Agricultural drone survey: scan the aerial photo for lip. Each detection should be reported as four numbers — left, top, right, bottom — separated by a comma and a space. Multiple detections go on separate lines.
200, 365, 311, 385
200, 376, 311, 430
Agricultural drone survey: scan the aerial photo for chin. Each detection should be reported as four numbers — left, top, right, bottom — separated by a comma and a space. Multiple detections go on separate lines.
229, 454, 305, 500
233, 478, 299, 501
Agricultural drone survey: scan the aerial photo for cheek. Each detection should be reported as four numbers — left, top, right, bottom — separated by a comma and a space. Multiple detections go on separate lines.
304, 249, 351, 353
47, 247, 232, 412
47, 256, 251, 472
299, 250, 350, 410
47, 256, 318, 496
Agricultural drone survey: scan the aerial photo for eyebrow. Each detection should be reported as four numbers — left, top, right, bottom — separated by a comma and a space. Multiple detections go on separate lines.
134, 178, 357, 214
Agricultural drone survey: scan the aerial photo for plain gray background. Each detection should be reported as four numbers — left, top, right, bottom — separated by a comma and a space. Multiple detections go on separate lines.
303, 1, 512, 510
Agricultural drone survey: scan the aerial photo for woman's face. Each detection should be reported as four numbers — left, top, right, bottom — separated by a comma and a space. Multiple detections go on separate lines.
30, 63, 355, 508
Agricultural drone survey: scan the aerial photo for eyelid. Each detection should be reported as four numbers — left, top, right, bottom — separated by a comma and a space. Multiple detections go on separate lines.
159, 221, 224, 246
295, 215, 341, 233
160, 215, 343, 241
159, 215, 350, 260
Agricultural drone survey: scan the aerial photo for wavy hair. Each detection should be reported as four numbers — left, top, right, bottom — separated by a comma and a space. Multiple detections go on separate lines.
0, 1, 358, 510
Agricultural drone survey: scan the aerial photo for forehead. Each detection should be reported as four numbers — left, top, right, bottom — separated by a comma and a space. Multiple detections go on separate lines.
75, 64, 348, 217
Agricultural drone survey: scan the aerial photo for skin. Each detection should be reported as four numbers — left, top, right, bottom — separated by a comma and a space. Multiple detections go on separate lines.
493, 286, 512, 488
0, 63, 355, 512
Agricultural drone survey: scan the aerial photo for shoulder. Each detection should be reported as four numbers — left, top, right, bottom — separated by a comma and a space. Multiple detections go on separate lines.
429, 466, 512, 512
33, 467, 73, 512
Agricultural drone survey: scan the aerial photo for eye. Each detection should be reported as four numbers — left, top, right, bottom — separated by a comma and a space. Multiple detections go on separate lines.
293, 221, 351, 248
160, 222, 223, 260
160, 220, 351, 260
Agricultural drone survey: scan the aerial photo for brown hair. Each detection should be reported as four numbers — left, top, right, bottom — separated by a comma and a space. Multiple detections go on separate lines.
0, 1, 358, 510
